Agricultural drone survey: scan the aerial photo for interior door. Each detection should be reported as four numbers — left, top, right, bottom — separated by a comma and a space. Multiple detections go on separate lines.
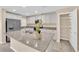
60, 14, 71, 40
70, 8, 77, 51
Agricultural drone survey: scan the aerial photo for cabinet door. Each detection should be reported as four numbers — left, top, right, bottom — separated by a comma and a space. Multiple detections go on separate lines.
70, 9, 77, 51
21, 17, 27, 27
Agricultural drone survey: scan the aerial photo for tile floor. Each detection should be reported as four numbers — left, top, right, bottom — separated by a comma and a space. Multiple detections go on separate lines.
46, 40, 75, 52
0, 40, 74, 52
0, 43, 14, 52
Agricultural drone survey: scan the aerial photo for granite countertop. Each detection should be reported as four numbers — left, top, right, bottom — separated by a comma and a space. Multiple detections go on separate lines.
21, 25, 56, 30
7, 30, 54, 52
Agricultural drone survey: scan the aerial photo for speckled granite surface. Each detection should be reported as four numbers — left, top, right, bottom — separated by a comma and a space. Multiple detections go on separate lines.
7, 29, 74, 52
7, 30, 54, 52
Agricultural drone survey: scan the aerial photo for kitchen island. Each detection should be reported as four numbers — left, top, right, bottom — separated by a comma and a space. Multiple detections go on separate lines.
7, 29, 55, 52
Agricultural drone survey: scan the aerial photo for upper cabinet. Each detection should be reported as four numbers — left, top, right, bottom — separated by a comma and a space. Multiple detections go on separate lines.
20, 16, 27, 27
6, 13, 27, 27
26, 13, 57, 27
27, 16, 35, 26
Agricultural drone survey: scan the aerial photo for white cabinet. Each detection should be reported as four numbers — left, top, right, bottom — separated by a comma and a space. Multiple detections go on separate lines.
21, 17, 27, 27
27, 17, 35, 25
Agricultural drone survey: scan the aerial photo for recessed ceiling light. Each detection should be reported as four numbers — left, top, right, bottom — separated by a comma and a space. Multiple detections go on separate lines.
13, 9, 16, 12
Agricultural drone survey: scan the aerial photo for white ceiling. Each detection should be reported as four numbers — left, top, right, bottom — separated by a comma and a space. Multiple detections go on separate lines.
0, 6, 68, 16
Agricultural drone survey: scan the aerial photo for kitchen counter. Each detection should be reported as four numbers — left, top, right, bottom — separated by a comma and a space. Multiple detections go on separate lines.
7, 29, 55, 52
21, 25, 56, 30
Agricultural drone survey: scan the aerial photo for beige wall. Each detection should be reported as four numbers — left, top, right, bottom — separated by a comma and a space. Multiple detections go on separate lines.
0, 8, 6, 44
